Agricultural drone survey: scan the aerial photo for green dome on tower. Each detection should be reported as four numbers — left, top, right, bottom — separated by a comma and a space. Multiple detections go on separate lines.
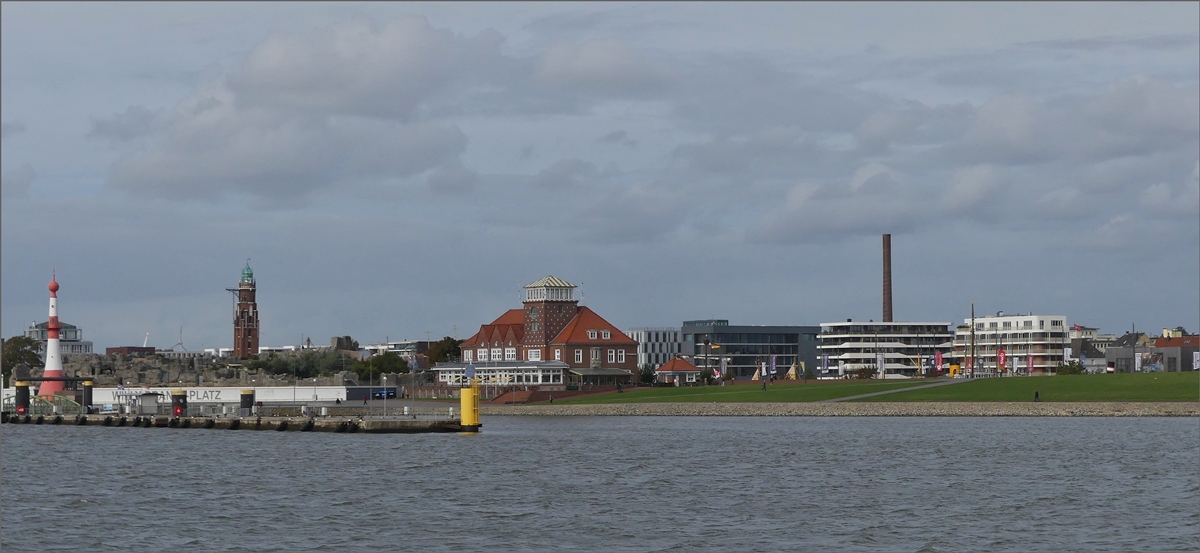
240, 261, 254, 285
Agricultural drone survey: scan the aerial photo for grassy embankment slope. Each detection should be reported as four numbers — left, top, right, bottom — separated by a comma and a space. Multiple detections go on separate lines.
556, 380, 927, 404
856, 372, 1200, 402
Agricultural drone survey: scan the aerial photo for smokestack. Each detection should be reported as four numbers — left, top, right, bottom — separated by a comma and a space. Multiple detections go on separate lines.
883, 234, 893, 322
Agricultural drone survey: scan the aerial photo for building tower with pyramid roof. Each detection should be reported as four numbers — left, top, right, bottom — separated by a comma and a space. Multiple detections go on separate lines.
229, 261, 259, 358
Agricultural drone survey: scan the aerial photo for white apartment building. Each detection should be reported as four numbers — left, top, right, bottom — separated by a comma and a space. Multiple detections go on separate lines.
817, 321, 954, 378
952, 312, 1068, 375
624, 327, 682, 368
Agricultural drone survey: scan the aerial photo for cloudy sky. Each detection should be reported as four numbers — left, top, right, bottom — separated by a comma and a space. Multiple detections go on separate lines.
3, 2, 1197, 351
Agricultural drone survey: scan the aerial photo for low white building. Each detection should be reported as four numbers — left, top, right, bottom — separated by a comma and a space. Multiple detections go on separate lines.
818, 321, 954, 378
432, 361, 568, 388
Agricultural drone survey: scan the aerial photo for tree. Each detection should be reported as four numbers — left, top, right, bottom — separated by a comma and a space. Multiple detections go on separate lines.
638, 363, 657, 384
425, 337, 463, 364
352, 351, 410, 383
3, 336, 42, 386
699, 367, 717, 385
1056, 360, 1086, 375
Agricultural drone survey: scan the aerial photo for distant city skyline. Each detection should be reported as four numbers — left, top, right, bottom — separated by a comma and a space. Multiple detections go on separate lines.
2, 2, 1197, 350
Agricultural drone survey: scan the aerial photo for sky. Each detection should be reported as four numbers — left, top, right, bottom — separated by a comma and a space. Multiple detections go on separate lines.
2, 2, 1198, 351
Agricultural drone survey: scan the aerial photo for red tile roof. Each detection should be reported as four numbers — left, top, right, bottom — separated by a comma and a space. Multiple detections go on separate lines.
460, 309, 525, 347
1154, 336, 1199, 348
549, 306, 638, 346
655, 357, 699, 373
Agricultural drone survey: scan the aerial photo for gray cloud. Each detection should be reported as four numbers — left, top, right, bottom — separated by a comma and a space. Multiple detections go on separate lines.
1, 164, 36, 198
229, 16, 506, 121
1018, 34, 1200, 53
1139, 161, 1200, 216
597, 130, 638, 147
1, 121, 27, 138
532, 159, 596, 188
426, 164, 479, 195
88, 106, 161, 142
535, 38, 671, 98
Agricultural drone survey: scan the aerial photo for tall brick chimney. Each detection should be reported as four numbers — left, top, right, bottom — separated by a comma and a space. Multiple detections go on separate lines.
883, 234, 893, 322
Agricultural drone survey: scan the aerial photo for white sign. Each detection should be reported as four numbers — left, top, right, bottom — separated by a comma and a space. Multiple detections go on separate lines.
1194, 351, 1199, 371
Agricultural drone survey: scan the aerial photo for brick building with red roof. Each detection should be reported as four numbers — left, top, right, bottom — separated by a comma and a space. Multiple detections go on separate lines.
460, 276, 637, 377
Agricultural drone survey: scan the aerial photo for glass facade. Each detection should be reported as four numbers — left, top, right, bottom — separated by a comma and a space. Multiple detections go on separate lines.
682, 323, 820, 379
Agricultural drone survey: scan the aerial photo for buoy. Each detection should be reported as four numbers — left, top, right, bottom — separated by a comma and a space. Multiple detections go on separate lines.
76, 415, 87, 425
228, 419, 240, 430
35, 415, 44, 425
202, 419, 215, 429
275, 421, 288, 431
334, 422, 347, 433
51, 415, 63, 425
103, 416, 113, 426
116, 417, 127, 427
301, 420, 315, 432
179, 418, 190, 429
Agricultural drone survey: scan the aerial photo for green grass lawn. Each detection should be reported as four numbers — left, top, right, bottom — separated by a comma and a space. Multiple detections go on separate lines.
858, 372, 1200, 402
554, 380, 929, 404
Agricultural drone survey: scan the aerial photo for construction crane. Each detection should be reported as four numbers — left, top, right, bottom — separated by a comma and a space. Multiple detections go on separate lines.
142, 332, 150, 348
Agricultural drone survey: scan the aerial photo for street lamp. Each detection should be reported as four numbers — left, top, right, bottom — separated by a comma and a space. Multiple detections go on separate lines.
382, 375, 387, 417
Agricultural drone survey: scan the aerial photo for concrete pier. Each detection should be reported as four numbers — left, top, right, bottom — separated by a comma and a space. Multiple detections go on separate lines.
3, 414, 467, 433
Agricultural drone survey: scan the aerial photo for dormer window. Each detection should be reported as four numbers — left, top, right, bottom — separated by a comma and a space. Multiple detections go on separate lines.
602, 330, 611, 340
587, 330, 598, 340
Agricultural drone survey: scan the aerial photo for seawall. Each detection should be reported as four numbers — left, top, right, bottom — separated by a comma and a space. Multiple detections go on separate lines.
480, 402, 1200, 417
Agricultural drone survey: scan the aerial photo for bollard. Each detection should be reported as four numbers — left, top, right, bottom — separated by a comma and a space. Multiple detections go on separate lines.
15, 381, 30, 416
240, 390, 255, 416
82, 381, 94, 412
171, 390, 187, 418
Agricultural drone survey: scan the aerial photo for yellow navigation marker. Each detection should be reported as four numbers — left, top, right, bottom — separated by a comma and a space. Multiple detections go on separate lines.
460, 377, 481, 432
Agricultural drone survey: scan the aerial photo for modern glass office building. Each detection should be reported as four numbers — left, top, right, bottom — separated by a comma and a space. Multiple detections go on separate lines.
681, 320, 820, 379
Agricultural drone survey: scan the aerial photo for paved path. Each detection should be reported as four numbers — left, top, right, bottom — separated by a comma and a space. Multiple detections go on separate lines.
820, 378, 968, 403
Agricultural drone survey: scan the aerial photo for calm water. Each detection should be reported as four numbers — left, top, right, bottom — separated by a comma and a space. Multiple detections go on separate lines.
2, 417, 1197, 552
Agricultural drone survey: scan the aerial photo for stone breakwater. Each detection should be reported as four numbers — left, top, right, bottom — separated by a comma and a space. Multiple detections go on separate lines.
480, 402, 1200, 417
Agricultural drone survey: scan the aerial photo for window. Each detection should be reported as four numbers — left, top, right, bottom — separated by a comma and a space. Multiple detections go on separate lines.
975, 324, 984, 330
1003, 322, 1011, 329
464, 350, 473, 363
1051, 320, 1063, 327
591, 347, 601, 360
491, 348, 502, 361
531, 321, 539, 332
618, 350, 626, 363
528, 349, 541, 361
505, 348, 517, 361
602, 330, 611, 340
575, 349, 583, 363
478, 349, 488, 361
1024, 321, 1033, 328
686, 373, 697, 383
555, 349, 562, 361
530, 307, 539, 317
1039, 320, 1045, 329
588, 330, 598, 340
607, 349, 616, 363
988, 322, 998, 329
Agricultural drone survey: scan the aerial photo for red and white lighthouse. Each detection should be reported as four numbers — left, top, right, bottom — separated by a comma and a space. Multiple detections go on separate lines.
38, 274, 66, 396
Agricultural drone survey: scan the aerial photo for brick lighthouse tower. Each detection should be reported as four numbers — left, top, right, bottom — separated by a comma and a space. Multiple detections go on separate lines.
228, 261, 259, 358
38, 273, 66, 396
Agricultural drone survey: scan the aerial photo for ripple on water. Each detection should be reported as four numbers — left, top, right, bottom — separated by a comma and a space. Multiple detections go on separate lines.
2, 418, 1197, 552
